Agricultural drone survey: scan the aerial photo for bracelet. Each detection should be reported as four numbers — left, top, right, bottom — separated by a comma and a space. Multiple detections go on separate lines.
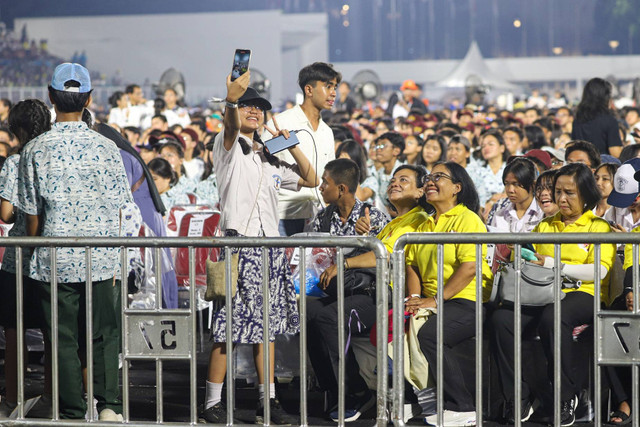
433, 292, 438, 308
344, 259, 350, 270
225, 100, 238, 109
409, 294, 421, 299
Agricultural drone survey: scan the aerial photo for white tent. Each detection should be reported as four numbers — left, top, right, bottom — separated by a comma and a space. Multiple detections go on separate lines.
434, 41, 520, 91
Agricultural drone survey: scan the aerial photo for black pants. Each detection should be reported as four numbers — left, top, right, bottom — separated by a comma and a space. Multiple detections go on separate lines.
307, 294, 377, 406
417, 298, 479, 412
491, 291, 594, 403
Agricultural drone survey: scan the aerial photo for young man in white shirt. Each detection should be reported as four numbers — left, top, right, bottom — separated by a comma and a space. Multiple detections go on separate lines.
263, 62, 341, 236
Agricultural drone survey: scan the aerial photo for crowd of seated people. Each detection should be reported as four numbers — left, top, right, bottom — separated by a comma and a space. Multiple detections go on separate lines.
3, 62, 640, 427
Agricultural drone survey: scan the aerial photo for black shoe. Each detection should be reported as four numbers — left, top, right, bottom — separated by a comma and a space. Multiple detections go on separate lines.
504, 399, 534, 424
255, 398, 297, 425
561, 395, 578, 426
200, 401, 236, 424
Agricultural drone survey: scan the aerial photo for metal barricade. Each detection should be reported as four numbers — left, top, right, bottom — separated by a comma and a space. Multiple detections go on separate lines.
3, 235, 389, 426
392, 232, 640, 427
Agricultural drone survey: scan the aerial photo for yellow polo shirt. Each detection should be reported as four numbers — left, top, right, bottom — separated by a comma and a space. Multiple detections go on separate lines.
533, 210, 614, 302
406, 204, 493, 302
377, 206, 430, 254
623, 225, 640, 271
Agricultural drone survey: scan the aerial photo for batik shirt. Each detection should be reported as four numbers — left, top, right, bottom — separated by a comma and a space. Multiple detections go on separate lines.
312, 198, 389, 237
0, 155, 29, 274
17, 121, 134, 283
194, 173, 220, 208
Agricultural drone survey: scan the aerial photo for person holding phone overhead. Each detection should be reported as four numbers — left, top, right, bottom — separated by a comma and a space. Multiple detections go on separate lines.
202, 69, 319, 424
263, 62, 342, 236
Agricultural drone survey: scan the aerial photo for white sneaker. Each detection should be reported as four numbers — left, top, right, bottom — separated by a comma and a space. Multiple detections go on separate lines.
99, 408, 124, 422
425, 410, 476, 426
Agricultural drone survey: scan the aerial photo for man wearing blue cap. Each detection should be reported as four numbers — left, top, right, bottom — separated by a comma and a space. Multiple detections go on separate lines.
17, 63, 132, 421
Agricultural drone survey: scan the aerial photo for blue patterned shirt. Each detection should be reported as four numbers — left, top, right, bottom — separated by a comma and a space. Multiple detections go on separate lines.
194, 173, 220, 208
0, 155, 29, 274
312, 198, 389, 237
16, 121, 134, 283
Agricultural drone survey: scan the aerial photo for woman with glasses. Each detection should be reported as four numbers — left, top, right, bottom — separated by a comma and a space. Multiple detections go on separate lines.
403, 161, 492, 426
202, 73, 318, 424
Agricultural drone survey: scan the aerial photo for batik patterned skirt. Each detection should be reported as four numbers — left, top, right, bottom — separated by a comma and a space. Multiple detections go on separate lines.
210, 244, 300, 344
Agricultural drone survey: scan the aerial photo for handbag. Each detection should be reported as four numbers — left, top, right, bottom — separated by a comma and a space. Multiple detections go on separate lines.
492, 260, 579, 307
205, 154, 264, 301
324, 247, 377, 298
205, 252, 239, 301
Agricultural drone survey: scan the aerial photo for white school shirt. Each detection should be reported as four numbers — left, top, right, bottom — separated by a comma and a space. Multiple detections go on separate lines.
212, 130, 302, 237
263, 105, 334, 220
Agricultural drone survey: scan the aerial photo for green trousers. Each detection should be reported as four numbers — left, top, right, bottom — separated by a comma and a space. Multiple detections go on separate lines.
36, 278, 122, 419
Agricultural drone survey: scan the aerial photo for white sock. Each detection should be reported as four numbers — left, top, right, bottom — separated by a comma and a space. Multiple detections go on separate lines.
205, 381, 223, 409
258, 383, 276, 402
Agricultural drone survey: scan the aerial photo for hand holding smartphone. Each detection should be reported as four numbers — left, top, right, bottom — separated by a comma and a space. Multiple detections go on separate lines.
231, 49, 251, 81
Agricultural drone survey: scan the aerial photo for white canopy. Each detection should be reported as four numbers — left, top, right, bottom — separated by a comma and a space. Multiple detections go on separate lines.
434, 41, 520, 91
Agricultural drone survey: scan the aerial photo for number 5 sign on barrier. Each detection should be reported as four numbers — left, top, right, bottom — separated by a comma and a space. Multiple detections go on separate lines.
126, 314, 193, 357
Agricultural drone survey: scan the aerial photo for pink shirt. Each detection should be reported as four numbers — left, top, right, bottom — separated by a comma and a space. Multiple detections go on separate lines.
212, 130, 301, 237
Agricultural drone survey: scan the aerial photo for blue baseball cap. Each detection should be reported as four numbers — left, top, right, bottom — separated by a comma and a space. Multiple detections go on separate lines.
608, 157, 640, 208
50, 63, 92, 93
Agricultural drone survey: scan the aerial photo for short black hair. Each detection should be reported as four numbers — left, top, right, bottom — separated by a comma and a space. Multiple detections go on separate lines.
335, 140, 367, 184
565, 140, 601, 168
0, 98, 12, 109
148, 157, 177, 186
298, 62, 342, 93
190, 118, 207, 133
503, 157, 537, 193
440, 161, 480, 214
419, 134, 447, 166
376, 131, 405, 152
556, 106, 573, 116
125, 84, 140, 94
536, 169, 557, 194
159, 140, 184, 158
152, 114, 168, 124
523, 125, 548, 150
48, 83, 92, 113
324, 158, 360, 193
0, 126, 14, 140
109, 91, 125, 108
124, 126, 141, 136
503, 125, 523, 141
553, 162, 601, 212
393, 164, 432, 213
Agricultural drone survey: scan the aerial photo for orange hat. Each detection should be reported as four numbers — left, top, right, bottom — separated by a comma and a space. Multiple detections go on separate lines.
400, 79, 418, 91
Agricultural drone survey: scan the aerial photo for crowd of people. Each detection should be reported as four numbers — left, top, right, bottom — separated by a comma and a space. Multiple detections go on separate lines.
0, 58, 638, 427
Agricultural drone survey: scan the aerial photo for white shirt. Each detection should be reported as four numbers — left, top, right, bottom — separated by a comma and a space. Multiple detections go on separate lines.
107, 107, 129, 128
212, 131, 302, 237
162, 107, 191, 128
604, 207, 640, 232
127, 102, 154, 128
263, 105, 334, 220
487, 197, 544, 233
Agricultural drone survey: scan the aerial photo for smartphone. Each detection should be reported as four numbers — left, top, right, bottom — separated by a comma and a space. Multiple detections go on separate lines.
231, 49, 251, 81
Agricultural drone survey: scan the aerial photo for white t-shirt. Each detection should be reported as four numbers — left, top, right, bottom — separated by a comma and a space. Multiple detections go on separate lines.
263, 105, 334, 220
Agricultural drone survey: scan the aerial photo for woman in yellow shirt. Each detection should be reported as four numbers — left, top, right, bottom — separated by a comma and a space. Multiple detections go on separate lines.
491, 162, 615, 425
404, 161, 492, 426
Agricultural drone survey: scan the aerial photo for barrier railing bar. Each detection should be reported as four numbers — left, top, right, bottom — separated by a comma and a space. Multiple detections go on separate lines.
514, 243, 522, 427
298, 246, 308, 427
436, 244, 444, 427
336, 247, 345, 426
15, 247, 25, 419
85, 247, 95, 421
474, 244, 483, 426
633, 244, 639, 427
391, 249, 404, 426
121, 246, 130, 423
51, 246, 60, 421
553, 243, 561, 427
155, 248, 164, 423
262, 247, 271, 426
595, 244, 602, 427
224, 245, 234, 425
189, 246, 198, 425
376, 247, 388, 427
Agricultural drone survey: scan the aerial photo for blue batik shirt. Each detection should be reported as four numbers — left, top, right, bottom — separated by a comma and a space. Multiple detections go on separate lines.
0, 155, 30, 274
16, 121, 134, 283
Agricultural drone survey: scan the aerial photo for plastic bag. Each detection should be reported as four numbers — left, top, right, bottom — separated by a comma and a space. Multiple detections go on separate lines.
291, 250, 333, 297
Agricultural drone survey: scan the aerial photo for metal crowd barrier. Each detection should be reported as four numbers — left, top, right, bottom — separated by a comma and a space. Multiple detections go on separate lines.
392, 232, 640, 427
2, 235, 389, 427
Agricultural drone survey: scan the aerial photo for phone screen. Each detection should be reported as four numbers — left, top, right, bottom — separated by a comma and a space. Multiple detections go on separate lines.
231, 49, 251, 81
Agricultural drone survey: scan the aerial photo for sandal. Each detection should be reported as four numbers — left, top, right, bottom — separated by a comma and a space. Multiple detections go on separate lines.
608, 410, 631, 425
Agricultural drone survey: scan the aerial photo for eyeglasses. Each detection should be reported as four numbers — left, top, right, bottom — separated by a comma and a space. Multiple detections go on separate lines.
374, 143, 390, 150
239, 103, 265, 112
425, 173, 452, 183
